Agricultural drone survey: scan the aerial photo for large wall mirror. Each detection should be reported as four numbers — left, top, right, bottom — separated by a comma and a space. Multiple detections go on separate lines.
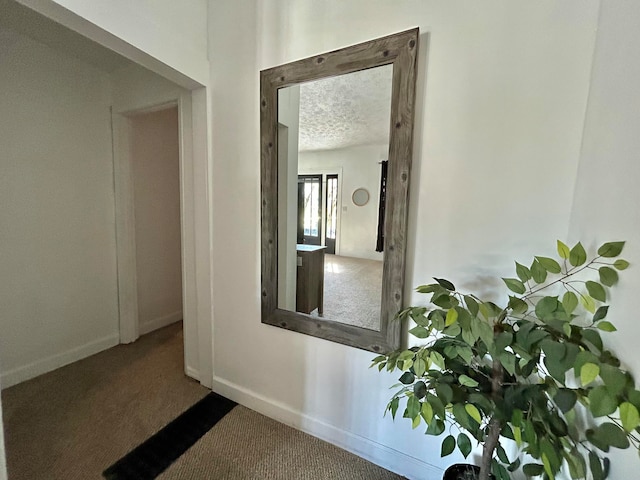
261, 28, 419, 352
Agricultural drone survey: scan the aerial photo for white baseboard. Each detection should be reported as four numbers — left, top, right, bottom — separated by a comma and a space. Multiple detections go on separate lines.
185, 365, 200, 382
0, 334, 120, 389
139, 311, 182, 335
211, 376, 443, 480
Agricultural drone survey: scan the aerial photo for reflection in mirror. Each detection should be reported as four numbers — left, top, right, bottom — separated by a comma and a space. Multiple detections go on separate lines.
277, 65, 393, 332
352, 188, 370, 207
261, 28, 419, 352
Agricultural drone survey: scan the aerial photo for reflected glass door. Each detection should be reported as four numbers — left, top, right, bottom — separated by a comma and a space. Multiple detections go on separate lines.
297, 175, 322, 245
325, 174, 338, 254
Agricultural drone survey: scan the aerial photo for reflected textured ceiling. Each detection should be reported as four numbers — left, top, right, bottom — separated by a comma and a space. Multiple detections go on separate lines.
298, 64, 393, 152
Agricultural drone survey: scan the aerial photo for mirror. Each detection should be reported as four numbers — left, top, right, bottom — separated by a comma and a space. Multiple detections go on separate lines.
261, 28, 419, 352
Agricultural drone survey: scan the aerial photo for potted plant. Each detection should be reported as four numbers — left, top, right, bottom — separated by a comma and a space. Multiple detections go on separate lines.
371, 241, 639, 480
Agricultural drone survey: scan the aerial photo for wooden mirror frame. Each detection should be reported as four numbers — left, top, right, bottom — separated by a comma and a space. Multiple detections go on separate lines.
260, 28, 419, 353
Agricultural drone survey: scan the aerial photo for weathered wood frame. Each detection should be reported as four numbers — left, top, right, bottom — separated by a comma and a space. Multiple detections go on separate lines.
260, 28, 419, 353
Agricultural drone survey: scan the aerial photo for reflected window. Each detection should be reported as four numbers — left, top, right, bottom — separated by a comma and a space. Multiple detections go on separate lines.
298, 175, 322, 244
325, 174, 338, 254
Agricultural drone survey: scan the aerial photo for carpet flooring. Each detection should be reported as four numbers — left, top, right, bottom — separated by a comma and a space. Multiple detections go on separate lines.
1, 323, 405, 480
311, 254, 383, 330
1, 323, 208, 480
103, 392, 236, 480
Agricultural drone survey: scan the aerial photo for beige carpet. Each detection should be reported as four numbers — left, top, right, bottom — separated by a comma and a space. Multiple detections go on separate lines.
311, 254, 383, 330
159, 406, 403, 480
1, 323, 208, 480
2, 323, 404, 480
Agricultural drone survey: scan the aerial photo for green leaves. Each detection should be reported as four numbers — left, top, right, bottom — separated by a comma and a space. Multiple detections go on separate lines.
413, 358, 427, 377
598, 241, 625, 258
523, 463, 544, 477
597, 321, 617, 332
425, 418, 445, 436
434, 277, 456, 291
535, 296, 561, 321
554, 389, 578, 413
588, 422, 630, 451
464, 295, 479, 316
536, 256, 562, 274
421, 401, 433, 424
593, 305, 609, 322
582, 294, 596, 314
458, 375, 479, 388
530, 258, 547, 283
508, 296, 528, 314
589, 386, 618, 417
570, 242, 587, 267
441, 435, 455, 457
557, 240, 570, 259
515, 262, 531, 282
589, 452, 604, 480
399, 372, 415, 385
503, 278, 526, 294
599, 266, 619, 287
406, 395, 421, 419
465, 403, 482, 424
586, 281, 606, 302
614, 259, 630, 270
379, 239, 634, 480
457, 433, 472, 458
620, 402, 640, 432
445, 308, 458, 326
562, 291, 578, 314
581, 362, 600, 386
408, 325, 430, 338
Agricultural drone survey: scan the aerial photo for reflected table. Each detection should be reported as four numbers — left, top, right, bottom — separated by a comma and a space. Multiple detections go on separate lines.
295, 244, 326, 315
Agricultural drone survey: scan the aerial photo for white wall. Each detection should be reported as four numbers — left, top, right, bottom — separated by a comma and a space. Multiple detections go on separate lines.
0, 26, 119, 387
130, 107, 183, 334
16, 0, 209, 88
299, 144, 387, 261
568, 2, 640, 478
210, 1, 600, 478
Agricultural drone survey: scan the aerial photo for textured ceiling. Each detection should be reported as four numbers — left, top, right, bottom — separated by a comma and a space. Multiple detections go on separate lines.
0, 0, 131, 73
298, 64, 393, 152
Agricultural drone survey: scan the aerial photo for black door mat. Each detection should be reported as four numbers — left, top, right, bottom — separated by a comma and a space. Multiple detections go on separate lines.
103, 392, 237, 480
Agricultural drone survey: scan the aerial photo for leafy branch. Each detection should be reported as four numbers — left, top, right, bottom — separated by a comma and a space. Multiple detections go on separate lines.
372, 240, 635, 480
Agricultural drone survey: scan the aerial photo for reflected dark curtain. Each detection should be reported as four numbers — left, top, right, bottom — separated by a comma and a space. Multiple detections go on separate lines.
375, 160, 388, 252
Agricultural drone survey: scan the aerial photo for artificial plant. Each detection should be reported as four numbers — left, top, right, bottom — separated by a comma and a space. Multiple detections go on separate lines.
371, 241, 639, 480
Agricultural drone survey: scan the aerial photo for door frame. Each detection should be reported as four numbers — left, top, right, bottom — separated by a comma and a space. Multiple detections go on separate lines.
297, 174, 323, 245
298, 167, 343, 255
112, 89, 212, 388
13, 0, 214, 390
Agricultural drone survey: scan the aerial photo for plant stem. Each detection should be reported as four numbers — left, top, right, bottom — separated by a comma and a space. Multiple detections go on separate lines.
479, 358, 504, 480
524, 259, 597, 299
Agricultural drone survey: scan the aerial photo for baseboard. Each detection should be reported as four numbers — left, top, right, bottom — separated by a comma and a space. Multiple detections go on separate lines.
211, 376, 443, 480
0, 333, 120, 389
185, 365, 200, 382
139, 311, 182, 336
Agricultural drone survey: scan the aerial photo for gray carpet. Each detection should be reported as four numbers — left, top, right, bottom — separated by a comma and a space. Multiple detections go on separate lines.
311, 254, 383, 330
1, 323, 404, 480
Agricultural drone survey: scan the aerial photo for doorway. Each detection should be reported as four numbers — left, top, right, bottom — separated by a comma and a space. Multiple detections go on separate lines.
297, 174, 322, 245
325, 174, 338, 254
297, 173, 340, 253
129, 106, 183, 336
112, 92, 211, 385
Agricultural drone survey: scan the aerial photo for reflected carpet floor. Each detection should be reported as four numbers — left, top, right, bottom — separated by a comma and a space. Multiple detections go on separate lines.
2, 323, 404, 480
310, 254, 383, 330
